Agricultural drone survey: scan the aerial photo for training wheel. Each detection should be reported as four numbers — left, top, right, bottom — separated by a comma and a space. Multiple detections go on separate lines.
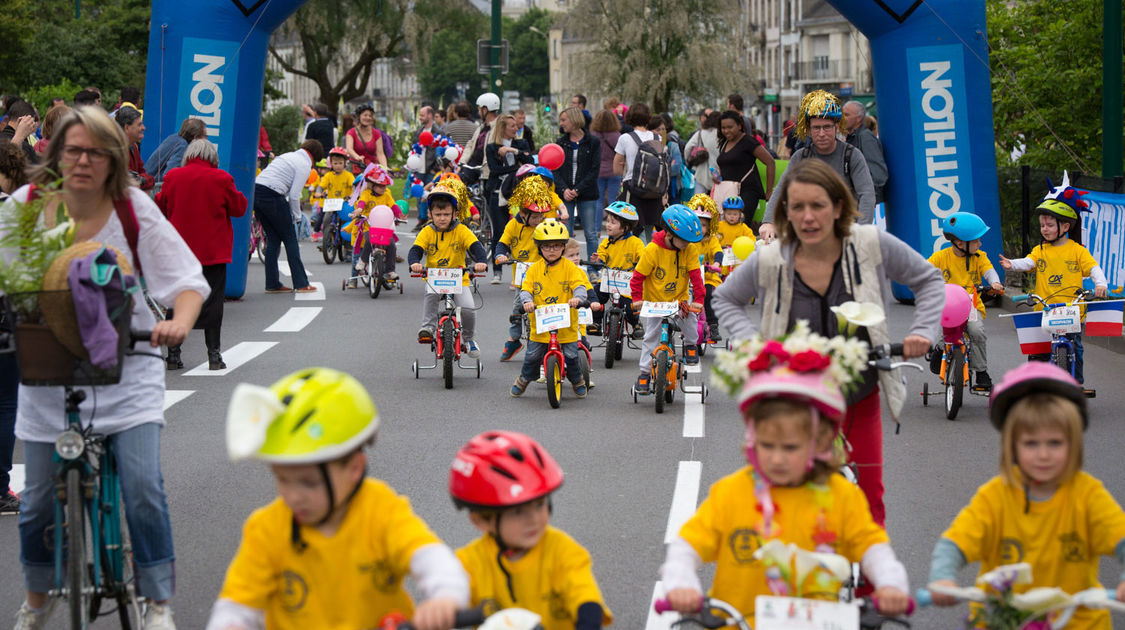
475, 359, 482, 378
412, 360, 419, 378
341, 278, 348, 291
631, 387, 638, 404
922, 382, 929, 406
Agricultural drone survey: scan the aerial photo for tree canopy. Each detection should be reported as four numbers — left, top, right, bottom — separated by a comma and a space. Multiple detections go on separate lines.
501, 9, 551, 100
410, 0, 488, 105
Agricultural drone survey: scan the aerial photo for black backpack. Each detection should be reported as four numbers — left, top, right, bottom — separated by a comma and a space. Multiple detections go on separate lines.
627, 131, 670, 199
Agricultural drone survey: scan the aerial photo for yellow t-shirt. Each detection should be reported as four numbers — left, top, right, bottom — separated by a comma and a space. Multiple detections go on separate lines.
693, 235, 723, 287
1025, 240, 1098, 310
715, 220, 755, 248
595, 235, 644, 270
942, 471, 1125, 630
499, 218, 542, 264
413, 223, 480, 285
634, 241, 700, 302
217, 478, 443, 630
521, 258, 589, 344
357, 188, 396, 217
928, 247, 996, 317
317, 171, 355, 200
679, 466, 889, 621
457, 528, 612, 630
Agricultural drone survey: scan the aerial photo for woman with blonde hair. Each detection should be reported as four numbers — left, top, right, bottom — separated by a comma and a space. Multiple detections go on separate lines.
484, 112, 532, 277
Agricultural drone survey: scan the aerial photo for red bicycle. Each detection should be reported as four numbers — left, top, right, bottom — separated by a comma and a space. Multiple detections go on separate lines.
410, 268, 483, 389
511, 301, 592, 409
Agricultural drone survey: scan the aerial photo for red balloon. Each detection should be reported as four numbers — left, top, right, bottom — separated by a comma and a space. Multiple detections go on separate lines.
419, 130, 434, 146
538, 143, 564, 170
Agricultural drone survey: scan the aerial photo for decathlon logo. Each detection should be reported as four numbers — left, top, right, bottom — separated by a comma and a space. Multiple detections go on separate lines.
190, 54, 224, 140
177, 37, 238, 168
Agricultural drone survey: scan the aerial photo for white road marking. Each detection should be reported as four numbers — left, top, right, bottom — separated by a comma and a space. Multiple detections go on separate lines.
294, 282, 326, 301
279, 261, 313, 278
645, 581, 674, 630
684, 364, 701, 373
264, 307, 322, 333
664, 460, 702, 544
184, 341, 277, 376
683, 394, 705, 438
8, 464, 24, 497
163, 390, 195, 411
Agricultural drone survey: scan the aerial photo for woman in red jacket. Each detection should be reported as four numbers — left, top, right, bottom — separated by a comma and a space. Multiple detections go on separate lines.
155, 139, 248, 370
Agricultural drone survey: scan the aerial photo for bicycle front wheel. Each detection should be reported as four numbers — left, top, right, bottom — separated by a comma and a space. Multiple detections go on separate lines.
442, 321, 455, 389
369, 251, 384, 299
945, 346, 964, 420
546, 355, 562, 409
604, 312, 619, 369
1052, 344, 1070, 375
66, 468, 88, 629
252, 218, 265, 263
654, 349, 669, 414
322, 223, 338, 264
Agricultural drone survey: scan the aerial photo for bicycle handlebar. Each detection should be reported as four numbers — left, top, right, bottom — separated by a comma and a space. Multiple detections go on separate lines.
653, 595, 915, 622
394, 607, 486, 630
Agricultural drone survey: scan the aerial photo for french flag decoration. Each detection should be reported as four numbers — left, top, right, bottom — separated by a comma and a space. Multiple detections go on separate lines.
1012, 311, 1051, 355
1085, 301, 1124, 337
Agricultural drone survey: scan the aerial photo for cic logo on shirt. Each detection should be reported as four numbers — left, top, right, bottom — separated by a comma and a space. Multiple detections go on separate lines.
728, 528, 762, 564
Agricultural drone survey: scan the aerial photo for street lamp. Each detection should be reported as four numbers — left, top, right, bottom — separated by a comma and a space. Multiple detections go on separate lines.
528, 26, 549, 38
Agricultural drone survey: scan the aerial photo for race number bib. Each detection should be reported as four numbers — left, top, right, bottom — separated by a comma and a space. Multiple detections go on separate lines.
323, 198, 344, 213
1042, 305, 1081, 334
640, 301, 679, 318
534, 304, 571, 334
426, 268, 463, 294
599, 269, 632, 298
721, 247, 741, 267
511, 262, 531, 289
755, 596, 859, 630
577, 307, 593, 325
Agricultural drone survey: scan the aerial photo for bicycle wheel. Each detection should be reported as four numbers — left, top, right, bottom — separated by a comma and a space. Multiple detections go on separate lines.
546, 355, 562, 409
252, 218, 265, 263
368, 251, 384, 299
1052, 344, 1070, 374
578, 347, 591, 389
322, 223, 338, 264
604, 312, 619, 369
945, 346, 964, 420
66, 468, 88, 629
654, 349, 669, 414
442, 321, 455, 390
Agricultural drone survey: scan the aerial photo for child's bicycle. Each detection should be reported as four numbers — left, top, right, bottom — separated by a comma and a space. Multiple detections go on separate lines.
248, 212, 265, 263
342, 214, 405, 299
631, 301, 707, 413
319, 198, 350, 264
921, 284, 999, 420
410, 267, 483, 388
509, 301, 592, 409
580, 260, 641, 369
653, 594, 914, 629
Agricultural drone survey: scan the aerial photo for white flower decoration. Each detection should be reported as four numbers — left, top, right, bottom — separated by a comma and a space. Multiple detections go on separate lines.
830, 301, 886, 336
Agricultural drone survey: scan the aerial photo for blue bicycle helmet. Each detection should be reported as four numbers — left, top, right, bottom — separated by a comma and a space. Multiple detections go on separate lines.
721, 196, 745, 211
532, 166, 555, 181
941, 212, 989, 241
662, 204, 704, 243
605, 201, 639, 223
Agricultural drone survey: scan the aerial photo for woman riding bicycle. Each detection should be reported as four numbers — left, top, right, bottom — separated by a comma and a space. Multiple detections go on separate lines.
5, 106, 208, 629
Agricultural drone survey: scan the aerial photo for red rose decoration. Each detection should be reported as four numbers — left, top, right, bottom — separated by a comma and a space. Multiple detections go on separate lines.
789, 349, 830, 373
749, 340, 790, 371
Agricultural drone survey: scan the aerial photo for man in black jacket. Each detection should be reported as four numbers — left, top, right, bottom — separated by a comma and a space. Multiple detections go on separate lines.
302, 103, 337, 154
844, 100, 888, 204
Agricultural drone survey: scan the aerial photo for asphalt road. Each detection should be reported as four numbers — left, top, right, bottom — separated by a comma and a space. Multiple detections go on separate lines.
3, 233, 1125, 629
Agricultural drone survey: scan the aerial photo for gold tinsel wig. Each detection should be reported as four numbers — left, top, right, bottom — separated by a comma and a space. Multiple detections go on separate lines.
687, 193, 719, 238
507, 176, 555, 214
796, 90, 845, 140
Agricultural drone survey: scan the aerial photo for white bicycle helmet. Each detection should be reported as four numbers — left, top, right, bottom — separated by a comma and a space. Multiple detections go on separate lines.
476, 92, 501, 113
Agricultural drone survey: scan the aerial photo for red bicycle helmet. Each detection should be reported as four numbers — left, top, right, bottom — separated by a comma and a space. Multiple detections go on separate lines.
989, 362, 1087, 431
449, 431, 564, 509
328, 147, 349, 160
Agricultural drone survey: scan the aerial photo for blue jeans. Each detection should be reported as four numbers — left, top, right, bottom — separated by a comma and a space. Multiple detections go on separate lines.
255, 184, 310, 291
597, 176, 622, 214
566, 199, 600, 257
520, 341, 582, 385
0, 353, 17, 493
20, 423, 175, 600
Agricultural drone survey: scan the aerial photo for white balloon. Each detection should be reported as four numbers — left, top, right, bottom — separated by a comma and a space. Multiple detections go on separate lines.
405, 153, 425, 173
444, 146, 459, 161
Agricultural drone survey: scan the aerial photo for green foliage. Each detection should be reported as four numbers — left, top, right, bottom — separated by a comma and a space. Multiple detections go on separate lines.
502, 9, 551, 100
23, 80, 84, 118
0, 183, 75, 302
987, 0, 1116, 173
411, 0, 488, 103
261, 105, 303, 155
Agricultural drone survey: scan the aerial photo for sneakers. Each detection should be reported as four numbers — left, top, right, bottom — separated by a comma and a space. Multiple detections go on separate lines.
510, 376, 530, 397
500, 339, 523, 361
972, 370, 992, 392
490, 271, 502, 285
684, 345, 699, 366
142, 601, 177, 630
587, 323, 601, 336
572, 383, 588, 398
635, 373, 651, 395
354, 259, 366, 272
631, 325, 645, 340
418, 327, 435, 344
0, 490, 20, 515
13, 600, 56, 630
927, 348, 943, 375
466, 340, 480, 358
208, 351, 226, 371
710, 330, 723, 344
165, 347, 183, 371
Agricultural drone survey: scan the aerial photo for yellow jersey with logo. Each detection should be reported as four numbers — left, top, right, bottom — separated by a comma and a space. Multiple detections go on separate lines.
1026, 240, 1098, 310
317, 171, 355, 200
634, 242, 700, 302
521, 258, 589, 343
679, 466, 888, 622
693, 235, 723, 287
927, 247, 996, 317
595, 234, 645, 271
499, 218, 542, 264
715, 220, 756, 248
357, 188, 396, 217
943, 471, 1125, 630
413, 223, 480, 285
456, 528, 613, 630
217, 478, 442, 630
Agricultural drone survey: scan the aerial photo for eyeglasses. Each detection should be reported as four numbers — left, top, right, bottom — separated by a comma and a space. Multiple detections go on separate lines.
62, 145, 112, 163
809, 124, 837, 135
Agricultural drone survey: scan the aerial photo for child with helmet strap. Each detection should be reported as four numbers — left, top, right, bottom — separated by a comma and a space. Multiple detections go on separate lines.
212, 368, 469, 630
449, 431, 613, 626
687, 194, 724, 343
715, 197, 756, 277
312, 149, 357, 236
496, 190, 553, 359
590, 201, 644, 336
928, 361, 1125, 618
510, 220, 593, 397
999, 172, 1107, 390
662, 325, 911, 620
926, 212, 1004, 390
629, 205, 707, 393
506, 170, 568, 221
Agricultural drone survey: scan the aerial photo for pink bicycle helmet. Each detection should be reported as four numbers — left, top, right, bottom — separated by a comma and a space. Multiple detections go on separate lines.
941, 283, 973, 328
989, 362, 1087, 431
365, 164, 393, 186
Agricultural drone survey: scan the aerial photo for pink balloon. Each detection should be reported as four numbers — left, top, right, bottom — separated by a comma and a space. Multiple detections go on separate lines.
538, 143, 565, 170
369, 205, 396, 230
419, 130, 434, 146
941, 283, 973, 328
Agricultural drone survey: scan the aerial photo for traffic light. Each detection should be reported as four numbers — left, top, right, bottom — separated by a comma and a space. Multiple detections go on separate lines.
771, 104, 781, 114
545, 103, 551, 113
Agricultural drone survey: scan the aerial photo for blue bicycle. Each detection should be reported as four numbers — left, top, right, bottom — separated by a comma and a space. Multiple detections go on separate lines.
1010, 287, 1101, 397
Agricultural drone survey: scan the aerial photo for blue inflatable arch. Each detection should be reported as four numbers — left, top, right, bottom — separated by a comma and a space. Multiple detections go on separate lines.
141, 0, 1000, 300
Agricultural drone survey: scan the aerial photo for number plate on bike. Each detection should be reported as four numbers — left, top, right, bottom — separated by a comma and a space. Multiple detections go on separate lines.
535, 304, 571, 334
577, 307, 593, 325
1042, 305, 1081, 334
426, 268, 463, 294
640, 301, 679, 318
512, 262, 531, 289
721, 247, 742, 267
755, 596, 859, 630
599, 269, 632, 297
323, 198, 344, 213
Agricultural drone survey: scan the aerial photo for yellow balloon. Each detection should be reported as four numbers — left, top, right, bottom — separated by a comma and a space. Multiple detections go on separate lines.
732, 235, 755, 260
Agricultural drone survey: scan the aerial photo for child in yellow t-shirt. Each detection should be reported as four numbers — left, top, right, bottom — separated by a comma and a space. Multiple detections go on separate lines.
450, 431, 612, 630
661, 327, 911, 622
715, 196, 756, 276
927, 362, 1125, 629
687, 194, 724, 344
564, 238, 596, 352
507, 167, 568, 220
590, 201, 644, 338
208, 369, 468, 630
313, 148, 356, 236
628, 205, 706, 394
927, 211, 1005, 391
999, 175, 1107, 390
498, 177, 555, 361
349, 164, 403, 279
510, 220, 590, 398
